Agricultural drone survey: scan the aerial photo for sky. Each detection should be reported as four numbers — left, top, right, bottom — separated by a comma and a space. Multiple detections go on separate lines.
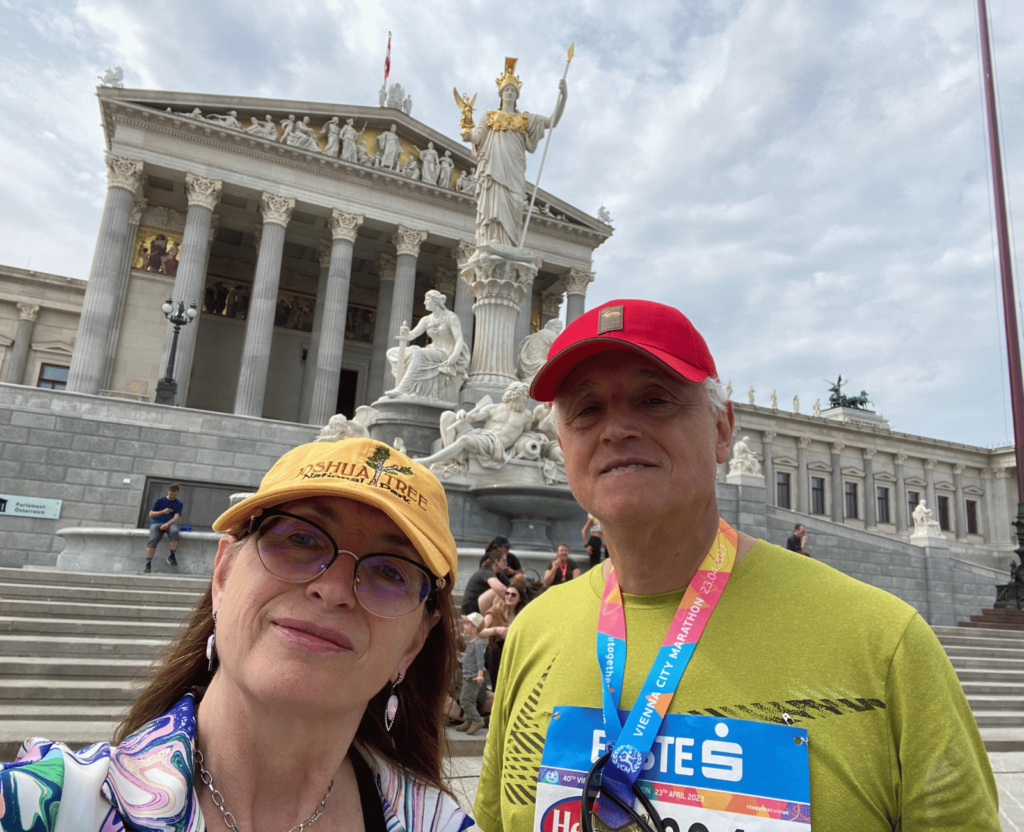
1, 0, 1022, 448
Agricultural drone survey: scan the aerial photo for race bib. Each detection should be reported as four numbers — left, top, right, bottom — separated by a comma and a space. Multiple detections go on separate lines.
535, 707, 810, 832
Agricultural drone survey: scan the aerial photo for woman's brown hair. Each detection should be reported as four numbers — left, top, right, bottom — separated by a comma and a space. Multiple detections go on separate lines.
115, 526, 460, 794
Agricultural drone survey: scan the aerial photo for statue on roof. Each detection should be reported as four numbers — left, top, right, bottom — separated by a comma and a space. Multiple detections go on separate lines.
339, 118, 365, 163
206, 110, 242, 130
374, 124, 403, 170
460, 57, 567, 250
98, 67, 123, 88
245, 115, 279, 140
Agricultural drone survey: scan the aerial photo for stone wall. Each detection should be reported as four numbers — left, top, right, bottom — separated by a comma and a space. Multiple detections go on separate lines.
0, 384, 314, 567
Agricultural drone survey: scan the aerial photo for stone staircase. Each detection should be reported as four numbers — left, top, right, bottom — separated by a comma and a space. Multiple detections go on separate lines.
934, 609, 1024, 752
0, 565, 205, 758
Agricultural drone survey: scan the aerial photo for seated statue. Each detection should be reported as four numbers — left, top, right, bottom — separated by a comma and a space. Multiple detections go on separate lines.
912, 500, 943, 536
728, 435, 761, 476
314, 406, 379, 442
417, 382, 533, 474
384, 290, 470, 402
529, 402, 566, 484
516, 319, 564, 384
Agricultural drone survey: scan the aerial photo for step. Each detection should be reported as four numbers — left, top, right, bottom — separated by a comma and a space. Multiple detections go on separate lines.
0, 580, 204, 607
957, 620, 1024, 632
970, 612, 1024, 624
943, 644, 1024, 661
972, 710, 1024, 728
965, 693, 1024, 711
953, 667, 1024, 683
0, 721, 120, 761
933, 625, 1024, 641
0, 704, 128, 721
978, 727, 1024, 752
0, 615, 185, 638
0, 656, 152, 680
0, 566, 209, 592
0, 678, 141, 705
0, 598, 194, 622
0, 634, 170, 658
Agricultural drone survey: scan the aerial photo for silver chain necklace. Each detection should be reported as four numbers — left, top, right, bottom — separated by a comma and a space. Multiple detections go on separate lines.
194, 747, 334, 832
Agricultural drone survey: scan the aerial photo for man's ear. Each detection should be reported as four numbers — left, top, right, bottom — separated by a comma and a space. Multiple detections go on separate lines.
715, 401, 735, 465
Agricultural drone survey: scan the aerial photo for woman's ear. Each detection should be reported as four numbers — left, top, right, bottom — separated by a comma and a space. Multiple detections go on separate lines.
211, 535, 239, 610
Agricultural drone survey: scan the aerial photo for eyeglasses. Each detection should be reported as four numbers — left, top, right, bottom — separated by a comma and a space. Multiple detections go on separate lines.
248, 509, 444, 618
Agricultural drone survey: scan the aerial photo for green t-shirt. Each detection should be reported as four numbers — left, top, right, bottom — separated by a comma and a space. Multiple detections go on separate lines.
475, 540, 999, 832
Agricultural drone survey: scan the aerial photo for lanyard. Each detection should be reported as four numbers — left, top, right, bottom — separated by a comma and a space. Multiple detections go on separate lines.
594, 518, 737, 827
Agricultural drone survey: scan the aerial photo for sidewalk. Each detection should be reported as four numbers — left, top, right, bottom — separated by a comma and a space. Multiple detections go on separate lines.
448, 747, 1024, 830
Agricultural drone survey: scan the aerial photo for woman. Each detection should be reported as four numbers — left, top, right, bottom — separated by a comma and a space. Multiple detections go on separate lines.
385, 290, 470, 402
460, 550, 509, 616
480, 583, 526, 684
0, 439, 470, 832
581, 513, 605, 570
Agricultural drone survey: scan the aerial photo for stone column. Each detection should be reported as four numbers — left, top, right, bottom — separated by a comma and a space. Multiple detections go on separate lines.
953, 464, 968, 541
564, 268, 594, 323
895, 454, 908, 533
451, 241, 476, 349
160, 173, 222, 405
367, 253, 397, 404
233, 192, 295, 417
67, 155, 144, 395
513, 276, 536, 355
299, 240, 333, 424
924, 458, 937, 514
982, 469, 995, 543
993, 469, 1011, 542
762, 431, 776, 507
101, 196, 146, 392
796, 437, 811, 514
309, 209, 363, 426
461, 244, 538, 403
387, 226, 428, 366
541, 291, 564, 327
863, 449, 877, 528
831, 442, 844, 523
432, 265, 458, 308
3, 304, 40, 384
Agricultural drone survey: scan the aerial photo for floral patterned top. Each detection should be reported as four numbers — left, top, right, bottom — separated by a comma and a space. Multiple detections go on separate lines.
0, 693, 472, 832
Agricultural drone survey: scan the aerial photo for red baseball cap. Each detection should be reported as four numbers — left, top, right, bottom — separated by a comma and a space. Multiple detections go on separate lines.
529, 299, 718, 402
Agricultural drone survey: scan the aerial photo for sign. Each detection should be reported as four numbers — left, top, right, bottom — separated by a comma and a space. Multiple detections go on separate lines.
536, 707, 810, 832
0, 494, 63, 520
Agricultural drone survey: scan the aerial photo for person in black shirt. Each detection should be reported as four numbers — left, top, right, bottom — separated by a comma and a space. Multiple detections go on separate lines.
786, 523, 809, 555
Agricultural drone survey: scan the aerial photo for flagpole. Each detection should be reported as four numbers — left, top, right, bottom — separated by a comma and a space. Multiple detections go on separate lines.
518, 44, 574, 249
977, 0, 1024, 590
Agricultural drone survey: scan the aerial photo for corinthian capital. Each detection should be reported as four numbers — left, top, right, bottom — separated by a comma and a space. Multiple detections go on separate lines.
432, 266, 457, 296
329, 209, 364, 243
831, 442, 844, 455
451, 240, 475, 267
317, 239, 333, 268
564, 268, 595, 296
185, 173, 223, 211
377, 253, 397, 282
105, 155, 144, 193
17, 303, 40, 322
259, 192, 296, 227
392, 226, 428, 257
541, 291, 564, 317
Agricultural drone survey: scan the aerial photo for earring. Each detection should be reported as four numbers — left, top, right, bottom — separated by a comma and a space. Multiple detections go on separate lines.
385, 673, 402, 732
206, 612, 217, 672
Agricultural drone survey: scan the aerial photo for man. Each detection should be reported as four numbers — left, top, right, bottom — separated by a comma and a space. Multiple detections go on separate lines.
543, 542, 581, 587
786, 523, 809, 555
144, 484, 183, 573
475, 299, 998, 831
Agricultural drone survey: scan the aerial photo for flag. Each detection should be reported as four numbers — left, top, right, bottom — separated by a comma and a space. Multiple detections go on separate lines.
384, 31, 391, 83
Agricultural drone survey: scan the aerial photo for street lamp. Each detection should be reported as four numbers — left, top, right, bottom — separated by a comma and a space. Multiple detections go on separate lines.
154, 297, 198, 406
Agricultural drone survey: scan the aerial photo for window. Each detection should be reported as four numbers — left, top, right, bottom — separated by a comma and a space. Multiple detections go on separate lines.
907, 490, 920, 526
844, 482, 859, 519
37, 364, 69, 390
937, 496, 951, 531
811, 477, 826, 515
877, 487, 891, 524
966, 500, 979, 535
776, 472, 791, 509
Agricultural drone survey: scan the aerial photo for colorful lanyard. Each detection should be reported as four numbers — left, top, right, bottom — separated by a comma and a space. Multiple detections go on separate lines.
594, 518, 737, 827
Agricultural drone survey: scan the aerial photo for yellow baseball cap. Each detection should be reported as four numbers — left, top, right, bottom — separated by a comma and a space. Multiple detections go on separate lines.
213, 438, 458, 580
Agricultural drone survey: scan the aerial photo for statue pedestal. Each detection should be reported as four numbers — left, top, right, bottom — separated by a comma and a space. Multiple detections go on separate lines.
460, 243, 539, 406
726, 471, 765, 488
909, 527, 949, 549
471, 481, 580, 551
366, 398, 452, 459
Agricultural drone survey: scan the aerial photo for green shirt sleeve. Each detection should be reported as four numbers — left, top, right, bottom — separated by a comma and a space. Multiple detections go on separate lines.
887, 613, 1000, 829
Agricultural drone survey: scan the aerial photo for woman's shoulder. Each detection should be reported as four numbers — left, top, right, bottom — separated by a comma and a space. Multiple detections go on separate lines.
360, 747, 473, 832
1, 738, 115, 831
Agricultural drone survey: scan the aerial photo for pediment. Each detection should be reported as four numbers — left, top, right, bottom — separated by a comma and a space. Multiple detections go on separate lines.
98, 88, 611, 241
32, 340, 74, 357
874, 471, 897, 483
964, 485, 985, 496
935, 480, 954, 492
841, 466, 865, 479
807, 461, 832, 473
905, 476, 927, 488
772, 454, 797, 468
